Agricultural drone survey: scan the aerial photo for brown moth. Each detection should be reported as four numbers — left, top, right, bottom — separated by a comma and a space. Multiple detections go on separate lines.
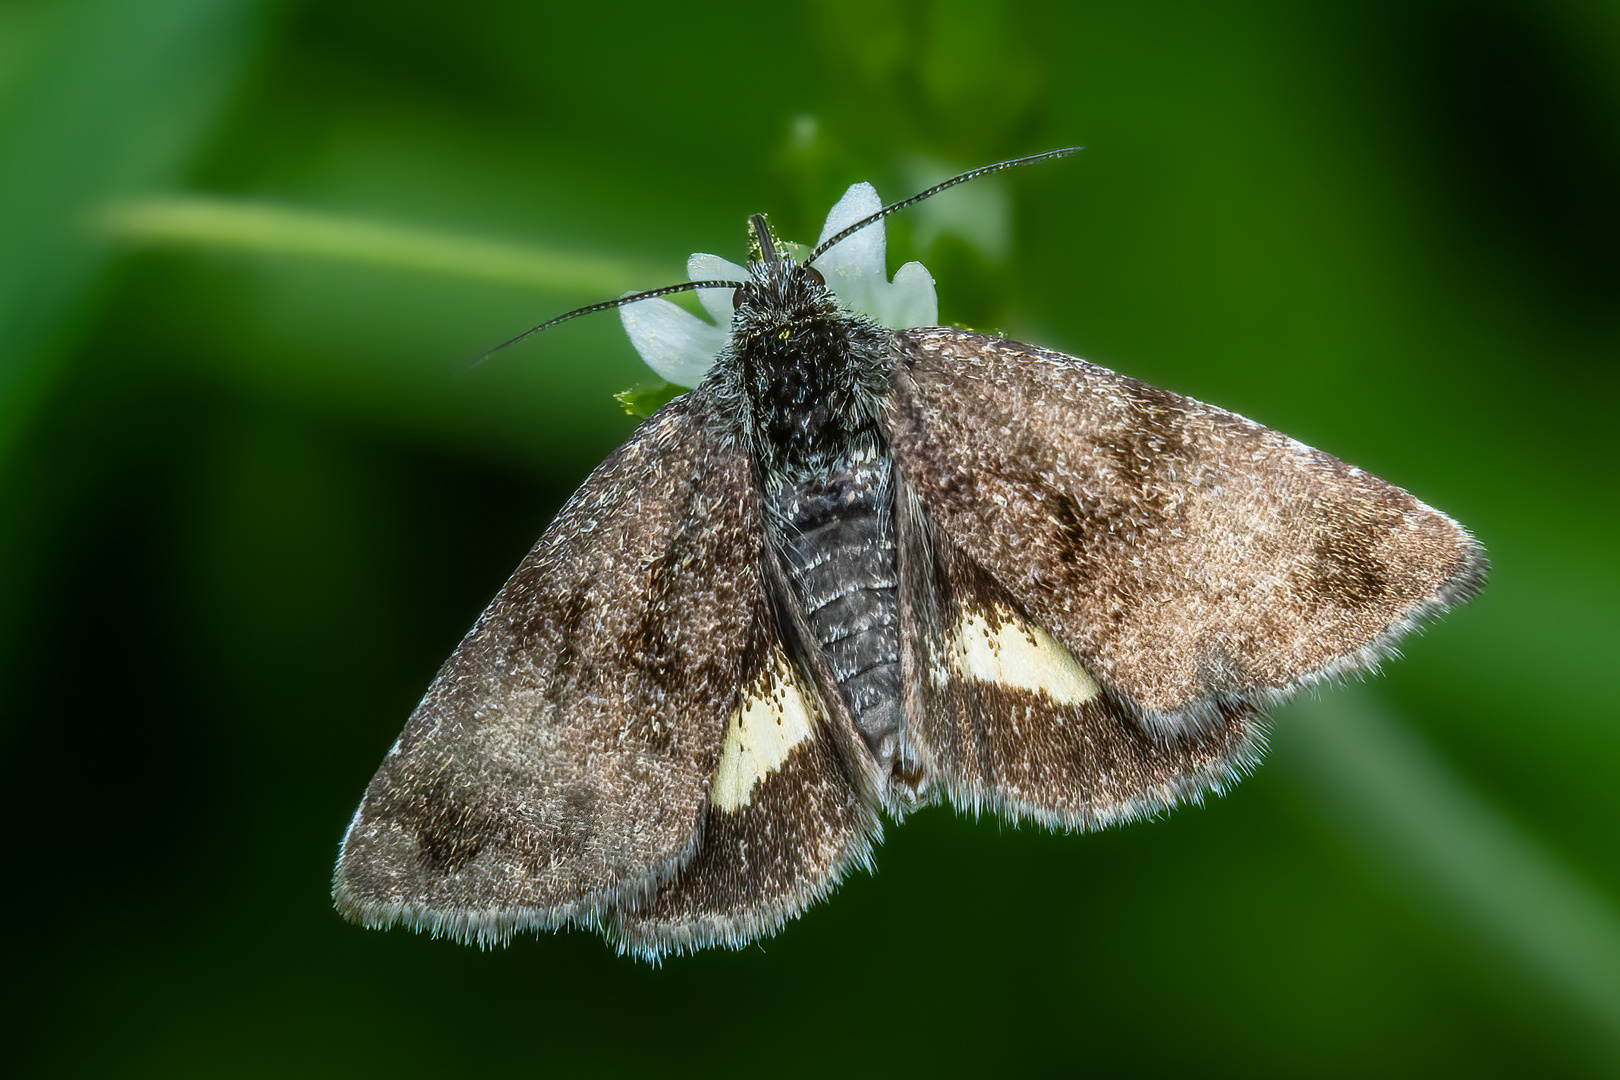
333, 151, 1486, 960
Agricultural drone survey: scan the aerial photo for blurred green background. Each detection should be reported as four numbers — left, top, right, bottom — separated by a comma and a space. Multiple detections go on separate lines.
3, 0, 1618, 1075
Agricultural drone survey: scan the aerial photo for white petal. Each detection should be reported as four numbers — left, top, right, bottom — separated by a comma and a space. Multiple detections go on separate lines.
815, 183, 886, 318
687, 253, 748, 326
818, 182, 883, 245
882, 261, 939, 328
619, 295, 726, 387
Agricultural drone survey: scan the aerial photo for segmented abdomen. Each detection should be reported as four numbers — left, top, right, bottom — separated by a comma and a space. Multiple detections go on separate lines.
770, 457, 901, 770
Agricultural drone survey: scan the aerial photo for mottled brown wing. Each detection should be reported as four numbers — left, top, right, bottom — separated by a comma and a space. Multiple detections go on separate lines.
333, 390, 764, 946
888, 328, 1486, 737
895, 483, 1264, 828
610, 556, 884, 960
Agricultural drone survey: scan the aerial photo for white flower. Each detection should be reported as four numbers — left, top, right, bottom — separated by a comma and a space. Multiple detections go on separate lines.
619, 182, 938, 387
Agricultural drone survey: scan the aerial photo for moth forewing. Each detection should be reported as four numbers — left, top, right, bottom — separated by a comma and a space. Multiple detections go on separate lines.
332, 393, 766, 945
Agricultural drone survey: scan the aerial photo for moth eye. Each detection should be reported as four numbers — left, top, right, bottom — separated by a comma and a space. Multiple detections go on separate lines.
732, 286, 747, 308
804, 266, 826, 287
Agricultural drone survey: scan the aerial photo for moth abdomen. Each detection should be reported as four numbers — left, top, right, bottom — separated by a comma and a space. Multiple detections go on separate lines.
772, 453, 903, 772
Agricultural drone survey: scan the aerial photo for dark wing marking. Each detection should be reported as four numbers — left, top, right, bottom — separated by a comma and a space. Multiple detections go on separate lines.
888, 328, 1486, 734
895, 483, 1263, 827
333, 390, 763, 946
612, 555, 884, 960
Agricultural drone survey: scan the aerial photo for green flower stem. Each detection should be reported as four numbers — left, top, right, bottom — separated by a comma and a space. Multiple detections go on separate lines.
94, 196, 659, 295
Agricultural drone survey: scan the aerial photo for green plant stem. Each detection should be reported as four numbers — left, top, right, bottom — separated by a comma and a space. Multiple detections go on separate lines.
94, 196, 660, 296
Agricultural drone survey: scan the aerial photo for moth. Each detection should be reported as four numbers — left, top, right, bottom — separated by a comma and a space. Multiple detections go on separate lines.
333, 150, 1486, 960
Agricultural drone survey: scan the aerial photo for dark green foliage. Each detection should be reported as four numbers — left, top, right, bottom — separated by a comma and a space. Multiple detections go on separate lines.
2, 0, 1617, 1075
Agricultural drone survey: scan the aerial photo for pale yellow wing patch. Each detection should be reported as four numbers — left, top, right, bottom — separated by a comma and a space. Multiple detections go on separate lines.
710, 653, 822, 812
947, 605, 1101, 704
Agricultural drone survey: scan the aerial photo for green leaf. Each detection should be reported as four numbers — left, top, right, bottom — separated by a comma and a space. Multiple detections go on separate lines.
614, 380, 684, 418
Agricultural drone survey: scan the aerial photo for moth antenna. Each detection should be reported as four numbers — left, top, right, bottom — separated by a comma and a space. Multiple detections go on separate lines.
806, 146, 1083, 265
468, 278, 745, 369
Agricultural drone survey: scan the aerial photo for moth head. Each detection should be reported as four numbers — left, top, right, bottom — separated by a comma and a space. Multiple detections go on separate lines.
734, 212, 829, 304
730, 265, 826, 313
720, 213, 844, 353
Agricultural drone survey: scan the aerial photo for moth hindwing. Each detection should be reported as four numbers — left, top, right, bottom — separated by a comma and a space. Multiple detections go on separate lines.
333, 157, 1486, 961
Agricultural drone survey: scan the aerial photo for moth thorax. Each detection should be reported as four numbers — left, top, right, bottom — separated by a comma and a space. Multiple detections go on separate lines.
738, 315, 892, 479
